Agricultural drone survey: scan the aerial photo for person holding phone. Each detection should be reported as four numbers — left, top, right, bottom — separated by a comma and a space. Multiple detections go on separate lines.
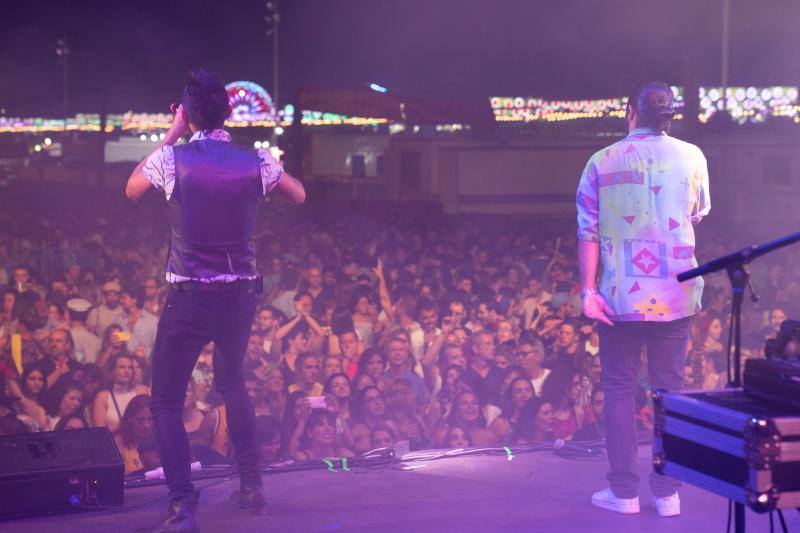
126, 66, 305, 532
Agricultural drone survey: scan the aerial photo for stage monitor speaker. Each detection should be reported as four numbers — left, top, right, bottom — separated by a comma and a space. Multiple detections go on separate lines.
0, 427, 124, 520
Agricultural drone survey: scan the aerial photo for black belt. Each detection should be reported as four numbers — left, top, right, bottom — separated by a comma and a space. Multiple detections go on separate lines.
169, 277, 262, 293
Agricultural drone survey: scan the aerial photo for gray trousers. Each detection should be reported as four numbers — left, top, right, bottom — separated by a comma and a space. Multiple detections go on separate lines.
598, 317, 691, 499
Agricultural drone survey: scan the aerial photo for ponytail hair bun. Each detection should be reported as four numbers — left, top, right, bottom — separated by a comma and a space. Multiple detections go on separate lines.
627, 81, 675, 133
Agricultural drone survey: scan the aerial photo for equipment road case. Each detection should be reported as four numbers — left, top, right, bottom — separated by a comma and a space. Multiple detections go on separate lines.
653, 388, 800, 512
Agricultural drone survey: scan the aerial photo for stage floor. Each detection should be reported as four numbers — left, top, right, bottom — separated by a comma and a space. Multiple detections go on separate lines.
2, 444, 798, 533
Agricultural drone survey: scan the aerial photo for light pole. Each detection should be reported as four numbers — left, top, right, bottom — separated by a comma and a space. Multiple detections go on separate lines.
266, 1, 280, 146
56, 37, 70, 130
721, 0, 730, 103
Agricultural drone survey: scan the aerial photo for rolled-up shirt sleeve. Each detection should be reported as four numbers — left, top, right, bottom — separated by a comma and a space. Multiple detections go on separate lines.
691, 149, 711, 224
256, 148, 284, 195
142, 145, 176, 200
576, 158, 600, 242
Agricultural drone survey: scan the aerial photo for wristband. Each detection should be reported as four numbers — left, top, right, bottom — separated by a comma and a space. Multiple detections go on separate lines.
581, 289, 600, 299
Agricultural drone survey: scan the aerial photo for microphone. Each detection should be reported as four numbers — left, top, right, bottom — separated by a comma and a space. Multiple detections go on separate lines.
145, 460, 201, 480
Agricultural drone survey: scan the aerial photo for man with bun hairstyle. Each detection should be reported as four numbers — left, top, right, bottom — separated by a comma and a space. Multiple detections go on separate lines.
576, 81, 710, 517
127, 66, 305, 532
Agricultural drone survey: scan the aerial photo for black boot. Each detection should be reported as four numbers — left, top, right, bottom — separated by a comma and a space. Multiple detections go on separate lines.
136, 490, 199, 532
230, 472, 265, 514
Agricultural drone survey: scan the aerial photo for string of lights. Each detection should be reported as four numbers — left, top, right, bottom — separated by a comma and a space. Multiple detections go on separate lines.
490, 87, 684, 123
4, 83, 800, 134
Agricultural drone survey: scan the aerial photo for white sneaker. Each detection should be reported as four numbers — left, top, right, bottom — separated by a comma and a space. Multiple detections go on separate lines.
652, 492, 680, 517
591, 488, 640, 514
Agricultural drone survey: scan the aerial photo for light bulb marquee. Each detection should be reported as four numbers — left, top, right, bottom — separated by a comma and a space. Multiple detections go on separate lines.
698, 86, 799, 124
490, 87, 684, 123
0, 81, 387, 134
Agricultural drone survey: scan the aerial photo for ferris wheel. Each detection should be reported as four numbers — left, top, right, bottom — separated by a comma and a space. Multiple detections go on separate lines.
225, 81, 276, 122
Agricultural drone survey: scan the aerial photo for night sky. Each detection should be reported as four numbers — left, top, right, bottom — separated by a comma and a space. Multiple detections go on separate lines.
2, 0, 800, 117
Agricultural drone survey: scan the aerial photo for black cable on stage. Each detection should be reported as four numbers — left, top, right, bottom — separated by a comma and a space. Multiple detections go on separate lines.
127, 438, 607, 492
777, 509, 788, 533
726, 499, 732, 533
82, 437, 609, 517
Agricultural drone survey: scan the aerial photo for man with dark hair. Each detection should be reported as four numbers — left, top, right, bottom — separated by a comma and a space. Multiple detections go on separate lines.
120, 284, 158, 359
288, 352, 322, 396
553, 319, 588, 370
252, 305, 280, 353
126, 66, 305, 532
577, 81, 710, 517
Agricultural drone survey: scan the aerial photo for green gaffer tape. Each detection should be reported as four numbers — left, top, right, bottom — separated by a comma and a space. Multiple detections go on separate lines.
323, 459, 336, 472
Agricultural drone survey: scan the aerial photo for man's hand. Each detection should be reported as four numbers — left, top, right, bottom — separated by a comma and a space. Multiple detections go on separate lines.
167, 104, 189, 141
126, 104, 189, 201
582, 293, 616, 327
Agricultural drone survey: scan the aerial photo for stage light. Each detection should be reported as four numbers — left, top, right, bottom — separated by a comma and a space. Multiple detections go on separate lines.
44, 137, 52, 145
274, 126, 284, 135
140, 134, 147, 141
369, 83, 388, 93
34, 144, 42, 152
239, 89, 246, 97
150, 134, 158, 142
262, 140, 270, 148
159, 133, 165, 140
254, 141, 262, 148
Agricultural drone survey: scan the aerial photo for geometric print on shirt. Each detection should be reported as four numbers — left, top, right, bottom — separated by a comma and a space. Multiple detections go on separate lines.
623, 238, 668, 279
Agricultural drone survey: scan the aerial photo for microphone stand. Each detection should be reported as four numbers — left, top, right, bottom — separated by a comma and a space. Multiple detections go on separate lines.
677, 230, 800, 533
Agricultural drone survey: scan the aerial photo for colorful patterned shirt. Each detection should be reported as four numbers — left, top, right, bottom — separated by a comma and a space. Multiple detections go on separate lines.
576, 127, 710, 322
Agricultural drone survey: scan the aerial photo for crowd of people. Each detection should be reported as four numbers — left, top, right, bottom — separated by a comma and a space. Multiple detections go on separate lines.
0, 181, 796, 475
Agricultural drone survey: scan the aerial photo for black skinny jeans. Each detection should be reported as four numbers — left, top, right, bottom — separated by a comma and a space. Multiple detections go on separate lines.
150, 287, 259, 500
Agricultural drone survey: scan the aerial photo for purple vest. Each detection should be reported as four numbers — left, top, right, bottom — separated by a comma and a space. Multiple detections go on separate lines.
166, 139, 261, 279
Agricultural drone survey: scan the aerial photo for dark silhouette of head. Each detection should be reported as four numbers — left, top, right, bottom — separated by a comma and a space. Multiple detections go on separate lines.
181, 66, 231, 132
626, 81, 675, 133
